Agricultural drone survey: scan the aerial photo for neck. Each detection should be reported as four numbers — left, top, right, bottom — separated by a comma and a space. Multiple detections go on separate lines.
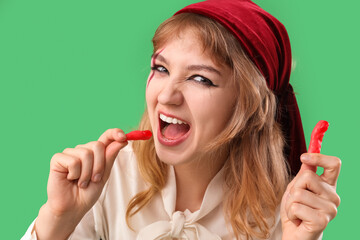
174, 151, 226, 212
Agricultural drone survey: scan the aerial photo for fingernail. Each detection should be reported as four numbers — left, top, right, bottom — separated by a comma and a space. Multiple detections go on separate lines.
80, 181, 89, 188
301, 154, 310, 162
93, 174, 102, 183
118, 133, 126, 141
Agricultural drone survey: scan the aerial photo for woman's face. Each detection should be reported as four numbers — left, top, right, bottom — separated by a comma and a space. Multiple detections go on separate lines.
146, 29, 237, 166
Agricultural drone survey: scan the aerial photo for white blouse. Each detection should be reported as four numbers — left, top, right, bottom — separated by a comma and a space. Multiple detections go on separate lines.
22, 144, 283, 240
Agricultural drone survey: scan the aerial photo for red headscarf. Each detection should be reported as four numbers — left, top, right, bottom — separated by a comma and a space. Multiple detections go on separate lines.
175, 0, 306, 176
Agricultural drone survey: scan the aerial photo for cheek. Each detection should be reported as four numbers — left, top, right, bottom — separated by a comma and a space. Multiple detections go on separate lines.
147, 71, 155, 88
193, 92, 235, 135
145, 80, 161, 114
145, 90, 156, 132
145, 88, 155, 110
146, 76, 166, 104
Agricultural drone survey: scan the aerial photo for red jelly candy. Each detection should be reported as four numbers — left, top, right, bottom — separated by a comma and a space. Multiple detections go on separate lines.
126, 130, 152, 141
308, 120, 329, 153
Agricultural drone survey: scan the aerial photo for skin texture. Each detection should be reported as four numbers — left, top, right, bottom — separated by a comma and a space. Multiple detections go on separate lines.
146, 30, 236, 168
145, 29, 237, 211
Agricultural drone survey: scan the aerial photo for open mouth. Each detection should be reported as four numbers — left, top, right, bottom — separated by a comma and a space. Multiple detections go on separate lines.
159, 113, 190, 141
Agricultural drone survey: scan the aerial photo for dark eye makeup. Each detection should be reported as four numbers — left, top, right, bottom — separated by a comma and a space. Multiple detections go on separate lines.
151, 64, 218, 87
188, 75, 218, 87
151, 65, 168, 74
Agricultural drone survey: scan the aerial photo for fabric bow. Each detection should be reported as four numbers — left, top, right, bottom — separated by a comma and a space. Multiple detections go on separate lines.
136, 166, 225, 240
136, 211, 221, 240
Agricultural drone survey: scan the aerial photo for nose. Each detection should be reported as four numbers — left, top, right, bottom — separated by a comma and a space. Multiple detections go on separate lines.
157, 80, 184, 106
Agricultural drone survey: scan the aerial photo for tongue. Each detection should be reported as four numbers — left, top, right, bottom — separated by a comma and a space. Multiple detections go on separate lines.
162, 124, 189, 140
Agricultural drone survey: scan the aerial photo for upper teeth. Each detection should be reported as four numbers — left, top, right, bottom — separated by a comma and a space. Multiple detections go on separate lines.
160, 113, 187, 124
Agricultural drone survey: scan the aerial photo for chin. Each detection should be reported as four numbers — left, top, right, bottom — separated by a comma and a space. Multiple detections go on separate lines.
154, 142, 194, 166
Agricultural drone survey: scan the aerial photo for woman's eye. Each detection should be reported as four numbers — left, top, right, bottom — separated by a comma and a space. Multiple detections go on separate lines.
151, 65, 168, 74
189, 75, 217, 87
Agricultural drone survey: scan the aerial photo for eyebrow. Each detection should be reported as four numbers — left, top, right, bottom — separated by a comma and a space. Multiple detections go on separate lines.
152, 53, 168, 65
187, 64, 222, 76
152, 53, 222, 76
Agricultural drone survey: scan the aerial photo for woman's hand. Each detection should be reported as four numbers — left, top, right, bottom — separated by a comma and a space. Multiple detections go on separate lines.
35, 128, 128, 240
280, 153, 341, 240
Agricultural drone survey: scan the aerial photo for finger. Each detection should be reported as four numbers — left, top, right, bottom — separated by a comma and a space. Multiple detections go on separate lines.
291, 170, 340, 206
299, 162, 317, 173
102, 141, 128, 183
286, 174, 299, 191
300, 153, 342, 186
82, 141, 106, 183
287, 202, 330, 233
64, 147, 94, 188
50, 152, 81, 181
98, 128, 127, 147
280, 175, 298, 214
285, 188, 338, 220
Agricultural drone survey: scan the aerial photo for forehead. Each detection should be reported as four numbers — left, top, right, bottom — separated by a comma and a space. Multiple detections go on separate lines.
156, 29, 222, 66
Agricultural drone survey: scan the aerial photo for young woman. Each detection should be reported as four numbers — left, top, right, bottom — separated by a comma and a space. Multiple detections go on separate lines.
22, 0, 341, 239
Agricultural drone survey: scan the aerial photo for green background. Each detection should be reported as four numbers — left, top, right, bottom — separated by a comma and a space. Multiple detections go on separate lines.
0, 0, 358, 238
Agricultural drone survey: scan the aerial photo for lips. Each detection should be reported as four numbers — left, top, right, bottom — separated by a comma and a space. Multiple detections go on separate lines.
157, 112, 191, 146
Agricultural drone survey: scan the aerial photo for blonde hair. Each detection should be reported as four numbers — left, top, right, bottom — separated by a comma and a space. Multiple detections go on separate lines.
126, 13, 290, 239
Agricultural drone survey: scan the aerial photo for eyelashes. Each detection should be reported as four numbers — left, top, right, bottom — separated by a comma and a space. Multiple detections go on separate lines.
151, 64, 218, 87
188, 75, 218, 87
151, 65, 168, 74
